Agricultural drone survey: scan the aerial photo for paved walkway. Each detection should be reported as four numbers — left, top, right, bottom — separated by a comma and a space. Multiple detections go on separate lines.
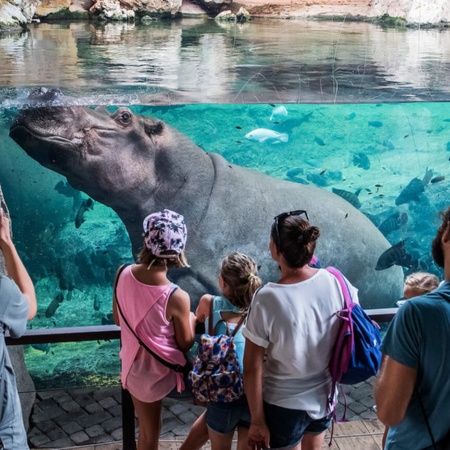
28, 378, 378, 449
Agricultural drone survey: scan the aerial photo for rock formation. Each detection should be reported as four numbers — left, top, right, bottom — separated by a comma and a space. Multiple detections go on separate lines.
370, 0, 450, 26
3, 0, 450, 31
0, 0, 39, 31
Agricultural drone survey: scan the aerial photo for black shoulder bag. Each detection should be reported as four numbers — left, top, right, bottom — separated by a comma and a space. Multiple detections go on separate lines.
114, 264, 188, 374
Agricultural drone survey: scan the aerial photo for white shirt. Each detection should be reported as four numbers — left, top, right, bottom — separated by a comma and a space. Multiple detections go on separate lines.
243, 268, 359, 419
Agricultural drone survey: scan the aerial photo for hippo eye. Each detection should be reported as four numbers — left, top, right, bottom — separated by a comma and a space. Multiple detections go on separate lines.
120, 111, 132, 123
113, 108, 133, 125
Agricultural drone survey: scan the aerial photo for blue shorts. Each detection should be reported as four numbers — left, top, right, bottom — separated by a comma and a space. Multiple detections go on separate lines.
205, 396, 251, 435
264, 401, 332, 449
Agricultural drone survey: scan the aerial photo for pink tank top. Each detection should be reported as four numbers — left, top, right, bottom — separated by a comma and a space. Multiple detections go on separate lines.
116, 265, 186, 402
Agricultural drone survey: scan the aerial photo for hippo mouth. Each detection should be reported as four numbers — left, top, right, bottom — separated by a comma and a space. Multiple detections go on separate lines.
10, 121, 81, 171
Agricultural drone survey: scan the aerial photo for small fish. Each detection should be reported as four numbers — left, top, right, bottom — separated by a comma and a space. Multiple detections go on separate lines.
320, 169, 327, 175
422, 167, 433, 185
54, 180, 80, 199
245, 128, 289, 144
314, 136, 325, 146
75, 198, 94, 228
375, 184, 383, 188
332, 188, 362, 209
31, 343, 51, 354
375, 240, 416, 271
94, 296, 100, 311
102, 313, 115, 325
345, 112, 356, 120
395, 178, 425, 206
286, 167, 303, 179
368, 120, 383, 128
235, 126, 242, 129
404, 134, 409, 138
344, 213, 348, 218
431, 176, 445, 184
352, 152, 371, 170
381, 139, 395, 150
378, 212, 408, 236
45, 293, 64, 318
270, 105, 288, 122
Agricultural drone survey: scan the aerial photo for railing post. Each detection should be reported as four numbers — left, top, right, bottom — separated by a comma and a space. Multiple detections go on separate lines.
121, 387, 136, 450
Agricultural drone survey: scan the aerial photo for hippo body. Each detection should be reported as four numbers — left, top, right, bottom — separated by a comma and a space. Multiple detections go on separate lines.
9, 95, 403, 308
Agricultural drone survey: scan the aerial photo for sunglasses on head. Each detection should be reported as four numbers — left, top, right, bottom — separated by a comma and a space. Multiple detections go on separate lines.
273, 210, 309, 252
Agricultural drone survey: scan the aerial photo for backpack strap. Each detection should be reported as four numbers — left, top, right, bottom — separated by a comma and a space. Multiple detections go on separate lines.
114, 264, 186, 373
325, 266, 352, 308
325, 266, 354, 435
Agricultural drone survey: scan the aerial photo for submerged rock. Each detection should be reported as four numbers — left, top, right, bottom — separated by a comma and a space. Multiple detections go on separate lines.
236, 6, 251, 22
214, 10, 235, 21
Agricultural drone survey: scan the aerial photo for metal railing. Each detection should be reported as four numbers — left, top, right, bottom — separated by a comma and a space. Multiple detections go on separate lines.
5, 308, 398, 449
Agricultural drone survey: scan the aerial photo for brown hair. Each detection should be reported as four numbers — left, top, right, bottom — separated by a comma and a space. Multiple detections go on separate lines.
137, 246, 189, 269
404, 272, 439, 295
432, 206, 450, 268
220, 252, 262, 310
271, 216, 320, 268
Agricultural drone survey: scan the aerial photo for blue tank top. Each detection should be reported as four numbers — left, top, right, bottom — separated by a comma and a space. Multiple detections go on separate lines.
205, 296, 246, 372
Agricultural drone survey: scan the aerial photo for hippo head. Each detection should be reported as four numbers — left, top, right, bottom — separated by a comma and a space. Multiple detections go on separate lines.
9, 89, 169, 211
9, 89, 214, 255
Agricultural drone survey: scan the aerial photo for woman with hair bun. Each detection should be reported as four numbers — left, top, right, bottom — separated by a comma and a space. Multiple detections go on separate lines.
243, 210, 359, 450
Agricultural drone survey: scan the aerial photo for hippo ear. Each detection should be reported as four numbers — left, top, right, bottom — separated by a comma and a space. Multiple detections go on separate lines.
144, 121, 164, 137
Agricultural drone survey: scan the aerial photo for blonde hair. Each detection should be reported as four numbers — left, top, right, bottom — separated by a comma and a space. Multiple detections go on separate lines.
404, 272, 439, 296
220, 252, 262, 310
137, 246, 189, 269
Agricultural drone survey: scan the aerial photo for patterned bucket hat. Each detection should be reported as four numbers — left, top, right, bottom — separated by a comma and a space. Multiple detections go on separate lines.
143, 209, 187, 258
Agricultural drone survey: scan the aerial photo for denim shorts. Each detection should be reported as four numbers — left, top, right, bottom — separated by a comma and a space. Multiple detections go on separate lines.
264, 401, 332, 449
205, 395, 251, 435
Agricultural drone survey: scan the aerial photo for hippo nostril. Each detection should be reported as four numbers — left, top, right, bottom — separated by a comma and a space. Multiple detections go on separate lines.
28, 87, 63, 105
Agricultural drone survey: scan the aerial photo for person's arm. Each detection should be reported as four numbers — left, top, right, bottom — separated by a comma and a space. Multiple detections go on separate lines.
195, 294, 213, 323
243, 339, 270, 450
374, 355, 417, 426
168, 288, 196, 352
112, 268, 122, 326
0, 208, 36, 320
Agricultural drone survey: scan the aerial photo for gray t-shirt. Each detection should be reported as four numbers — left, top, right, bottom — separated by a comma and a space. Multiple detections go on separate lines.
0, 274, 30, 449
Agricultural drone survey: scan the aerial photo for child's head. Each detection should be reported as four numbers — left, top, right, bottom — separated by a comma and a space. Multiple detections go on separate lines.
138, 209, 189, 268
403, 272, 439, 299
219, 252, 262, 310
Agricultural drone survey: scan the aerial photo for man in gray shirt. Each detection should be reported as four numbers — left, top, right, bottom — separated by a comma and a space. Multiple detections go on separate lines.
0, 204, 37, 449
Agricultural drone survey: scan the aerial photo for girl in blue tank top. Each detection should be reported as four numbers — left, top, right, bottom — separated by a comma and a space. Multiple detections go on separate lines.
180, 252, 262, 450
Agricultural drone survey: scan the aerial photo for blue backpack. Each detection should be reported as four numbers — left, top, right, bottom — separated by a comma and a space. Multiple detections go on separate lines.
326, 266, 382, 419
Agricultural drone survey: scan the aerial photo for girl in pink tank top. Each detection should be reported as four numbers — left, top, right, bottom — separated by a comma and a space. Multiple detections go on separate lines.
113, 209, 196, 450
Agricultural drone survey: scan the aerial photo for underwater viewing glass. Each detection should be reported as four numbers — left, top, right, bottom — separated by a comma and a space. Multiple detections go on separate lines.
273, 210, 309, 252
2, 17, 450, 389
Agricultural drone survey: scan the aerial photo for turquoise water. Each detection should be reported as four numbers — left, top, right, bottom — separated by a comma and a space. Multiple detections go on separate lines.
2, 101, 449, 387
1, 19, 450, 387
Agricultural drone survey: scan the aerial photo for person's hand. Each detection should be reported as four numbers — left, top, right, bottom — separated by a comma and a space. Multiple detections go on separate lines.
0, 206, 13, 250
247, 421, 270, 449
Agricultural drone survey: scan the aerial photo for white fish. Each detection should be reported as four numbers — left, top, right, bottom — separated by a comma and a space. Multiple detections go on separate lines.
270, 105, 288, 121
245, 128, 289, 144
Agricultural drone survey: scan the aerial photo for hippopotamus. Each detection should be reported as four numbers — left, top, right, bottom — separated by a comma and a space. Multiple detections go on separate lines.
9, 89, 403, 309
